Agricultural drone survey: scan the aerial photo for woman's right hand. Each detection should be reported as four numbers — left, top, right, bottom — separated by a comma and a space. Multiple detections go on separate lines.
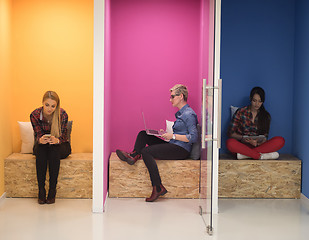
39, 135, 50, 144
244, 138, 258, 147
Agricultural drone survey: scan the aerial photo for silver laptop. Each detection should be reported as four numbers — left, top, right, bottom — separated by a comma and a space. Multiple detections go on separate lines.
142, 112, 165, 136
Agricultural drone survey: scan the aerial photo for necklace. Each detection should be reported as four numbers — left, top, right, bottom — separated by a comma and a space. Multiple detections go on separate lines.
43, 114, 52, 124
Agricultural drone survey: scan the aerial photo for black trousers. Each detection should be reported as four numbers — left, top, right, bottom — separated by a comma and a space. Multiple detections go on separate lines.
33, 142, 71, 190
134, 131, 189, 186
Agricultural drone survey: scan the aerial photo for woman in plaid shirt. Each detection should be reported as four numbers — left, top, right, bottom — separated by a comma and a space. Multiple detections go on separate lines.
30, 91, 71, 204
227, 87, 285, 160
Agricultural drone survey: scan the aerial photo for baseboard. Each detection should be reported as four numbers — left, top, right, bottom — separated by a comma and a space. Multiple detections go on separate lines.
301, 193, 309, 210
92, 206, 104, 213
103, 192, 109, 212
0, 192, 7, 203
92, 192, 108, 213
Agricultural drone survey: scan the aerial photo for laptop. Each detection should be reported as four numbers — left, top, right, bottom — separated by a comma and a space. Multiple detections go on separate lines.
142, 112, 166, 136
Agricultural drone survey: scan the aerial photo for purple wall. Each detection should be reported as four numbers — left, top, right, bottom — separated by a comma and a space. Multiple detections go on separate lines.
108, 0, 210, 152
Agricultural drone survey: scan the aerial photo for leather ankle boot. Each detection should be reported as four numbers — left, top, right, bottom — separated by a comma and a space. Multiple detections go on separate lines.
38, 187, 46, 204
116, 150, 141, 165
146, 184, 168, 202
46, 188, 56, 204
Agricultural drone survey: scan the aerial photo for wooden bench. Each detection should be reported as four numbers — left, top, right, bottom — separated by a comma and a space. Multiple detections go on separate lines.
109, 152, 200, 198
4, 153, 92, 199
219, 154, 302, 199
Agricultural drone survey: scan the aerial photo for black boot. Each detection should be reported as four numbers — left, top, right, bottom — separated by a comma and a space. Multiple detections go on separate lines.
46, 188, 56, 204
38, 187, 46, 204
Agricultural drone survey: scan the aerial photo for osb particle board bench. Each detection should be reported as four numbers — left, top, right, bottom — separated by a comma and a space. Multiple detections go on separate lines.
219, 154, 301, 199
109, 152, 200, 199
4, 153, 93, 199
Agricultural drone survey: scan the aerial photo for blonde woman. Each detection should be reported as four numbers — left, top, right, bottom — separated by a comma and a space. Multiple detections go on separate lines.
30, 91, 71, 204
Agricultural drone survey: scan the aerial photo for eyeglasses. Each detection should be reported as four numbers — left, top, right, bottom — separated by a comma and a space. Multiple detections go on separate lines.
170, 94, 180, 99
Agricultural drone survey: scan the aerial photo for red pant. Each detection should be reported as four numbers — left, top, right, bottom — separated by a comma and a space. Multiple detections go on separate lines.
226, 136, 285, 160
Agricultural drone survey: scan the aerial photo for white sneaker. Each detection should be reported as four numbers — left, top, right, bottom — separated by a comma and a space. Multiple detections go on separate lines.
237, 153, 251, 160
260, 152, 279, 160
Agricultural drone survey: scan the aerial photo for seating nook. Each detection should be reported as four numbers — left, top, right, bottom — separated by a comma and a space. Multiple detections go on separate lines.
109, 152, 301, 199
4, 152, 301, 199
5, 153, 92, 199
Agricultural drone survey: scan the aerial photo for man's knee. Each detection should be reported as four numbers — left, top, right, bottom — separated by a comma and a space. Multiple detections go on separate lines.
141, 147, 156, 161
141, 147, 149, 156
137, 130, 147, 138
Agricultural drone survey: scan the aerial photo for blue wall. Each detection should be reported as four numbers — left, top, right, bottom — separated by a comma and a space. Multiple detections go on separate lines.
294, 0, 309, 198
220, 0, 295, 154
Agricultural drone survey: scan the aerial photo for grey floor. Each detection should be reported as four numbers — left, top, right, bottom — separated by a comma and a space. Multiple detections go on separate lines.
0, 197, 309, 240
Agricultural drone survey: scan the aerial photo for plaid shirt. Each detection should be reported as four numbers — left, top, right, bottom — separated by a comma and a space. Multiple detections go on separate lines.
30, 107, 69, 144
229, 106, 268, 137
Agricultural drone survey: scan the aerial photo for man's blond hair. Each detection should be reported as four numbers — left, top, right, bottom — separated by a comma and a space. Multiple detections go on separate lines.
170, 84, 188, 102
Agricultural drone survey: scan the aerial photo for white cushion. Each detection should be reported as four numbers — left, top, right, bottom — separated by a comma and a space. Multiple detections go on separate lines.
165, 120, 174, 133
18, 121, 34, 154
230, 105, 239, 119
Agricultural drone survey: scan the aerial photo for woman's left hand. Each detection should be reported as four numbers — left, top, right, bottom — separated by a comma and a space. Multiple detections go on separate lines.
257, 138, 267, 146
245, 138, 258, 147
161, 133, 173, 140
49, 136, 60, 145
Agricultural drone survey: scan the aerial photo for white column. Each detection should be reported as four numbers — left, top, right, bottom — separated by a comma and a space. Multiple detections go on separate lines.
93, 0, 105, 213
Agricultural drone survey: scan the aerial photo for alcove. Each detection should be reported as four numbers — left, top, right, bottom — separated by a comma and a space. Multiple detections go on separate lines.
99, 0, 216, 209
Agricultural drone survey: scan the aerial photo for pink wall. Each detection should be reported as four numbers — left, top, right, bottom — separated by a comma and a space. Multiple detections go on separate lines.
108, 0, 209, 152
103, 0, 212, 207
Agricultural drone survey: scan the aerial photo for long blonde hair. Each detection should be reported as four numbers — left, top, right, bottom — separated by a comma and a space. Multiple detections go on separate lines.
42, 91, 61, 138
